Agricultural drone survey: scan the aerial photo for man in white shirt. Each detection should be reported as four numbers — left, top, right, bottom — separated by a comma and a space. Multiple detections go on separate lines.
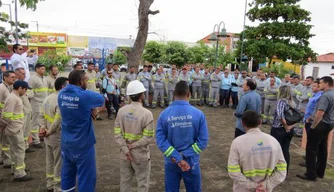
10, 44, 30, 82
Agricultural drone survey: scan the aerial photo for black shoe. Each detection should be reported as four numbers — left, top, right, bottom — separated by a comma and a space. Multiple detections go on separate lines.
296, 173, 316, 181
96, 117, 103, 121
3, 164, 11, 169
298, 162, 306, 167
13, 175, 33, 182
47, 189, 54, 192
25, 148, 35, 153
32, 143, 44, 148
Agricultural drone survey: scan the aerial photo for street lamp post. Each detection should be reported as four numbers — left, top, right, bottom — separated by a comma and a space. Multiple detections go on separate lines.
148, 31, 163, 42
14, 0, 18, 44
2, 4, 13, 31
240, 0, 248, 66
31, 21, 39, 32
208, 21, 230, 69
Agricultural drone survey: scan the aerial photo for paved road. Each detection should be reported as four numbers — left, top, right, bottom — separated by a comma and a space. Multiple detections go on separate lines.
0, 106, 333, 191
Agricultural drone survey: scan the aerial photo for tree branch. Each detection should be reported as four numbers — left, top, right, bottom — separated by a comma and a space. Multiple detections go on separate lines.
148, 10, 160, 15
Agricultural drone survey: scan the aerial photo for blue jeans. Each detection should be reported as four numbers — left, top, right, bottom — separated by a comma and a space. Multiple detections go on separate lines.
231, 91, 238, 106
165, 162, 202, 192
219, 89, 230, 106
61, 146, 96, 192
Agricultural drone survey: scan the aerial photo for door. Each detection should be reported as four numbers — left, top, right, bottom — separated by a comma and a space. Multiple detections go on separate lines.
312, 67, 319, 79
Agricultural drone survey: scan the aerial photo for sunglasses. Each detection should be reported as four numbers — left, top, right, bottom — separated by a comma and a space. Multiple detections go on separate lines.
18, 48, 24, 50
242, 73, 246, 74
107, 73, 112, 75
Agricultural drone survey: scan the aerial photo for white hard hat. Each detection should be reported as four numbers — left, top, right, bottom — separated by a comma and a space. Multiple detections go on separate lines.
126, 80, 146, 96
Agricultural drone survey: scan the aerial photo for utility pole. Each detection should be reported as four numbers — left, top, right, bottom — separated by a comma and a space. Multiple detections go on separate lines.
14, 0, 18, 44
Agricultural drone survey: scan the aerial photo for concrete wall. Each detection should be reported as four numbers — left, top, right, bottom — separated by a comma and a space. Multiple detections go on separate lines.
304, 62, 334, 78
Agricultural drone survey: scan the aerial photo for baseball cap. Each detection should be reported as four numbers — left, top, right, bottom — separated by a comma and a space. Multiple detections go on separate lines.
13, 80, 31, 89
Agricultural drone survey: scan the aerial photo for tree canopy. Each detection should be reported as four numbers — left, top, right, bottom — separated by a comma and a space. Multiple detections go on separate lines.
112, 50, 127, 65
142, 41, 165, 64
236, 0, 317, 66
0, 0, 43, 51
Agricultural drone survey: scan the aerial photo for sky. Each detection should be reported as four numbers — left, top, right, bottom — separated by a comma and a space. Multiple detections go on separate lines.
1, 0, 334, 55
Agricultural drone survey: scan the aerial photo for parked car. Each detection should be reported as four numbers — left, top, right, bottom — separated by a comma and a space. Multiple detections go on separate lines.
0, 57, 12, 69
154, 64, 172, 74
120, 64, 143, 72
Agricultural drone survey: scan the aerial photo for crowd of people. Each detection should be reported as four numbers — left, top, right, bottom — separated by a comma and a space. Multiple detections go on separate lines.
0, 43, 333, 192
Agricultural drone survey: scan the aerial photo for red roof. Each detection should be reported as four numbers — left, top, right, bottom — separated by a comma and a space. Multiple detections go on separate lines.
317, 53, 334, 63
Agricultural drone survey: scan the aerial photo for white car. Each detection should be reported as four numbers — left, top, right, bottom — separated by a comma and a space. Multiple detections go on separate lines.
120, 64, 143, 72
0, 57, 12, 69
155, 64, 172, 74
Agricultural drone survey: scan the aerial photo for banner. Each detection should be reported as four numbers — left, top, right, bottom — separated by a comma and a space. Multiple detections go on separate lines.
28, 32, 67, 47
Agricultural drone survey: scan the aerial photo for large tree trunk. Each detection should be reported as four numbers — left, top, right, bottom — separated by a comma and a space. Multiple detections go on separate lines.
128, 0, 159, 71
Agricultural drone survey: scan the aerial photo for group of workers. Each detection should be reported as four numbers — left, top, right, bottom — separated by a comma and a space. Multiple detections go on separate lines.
0, 43, 333, 192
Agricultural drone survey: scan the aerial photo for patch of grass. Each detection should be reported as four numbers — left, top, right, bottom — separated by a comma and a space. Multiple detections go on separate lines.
326, 167, 334, 179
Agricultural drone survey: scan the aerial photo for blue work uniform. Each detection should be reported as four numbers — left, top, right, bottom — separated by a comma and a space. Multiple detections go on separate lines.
156, 100, 209, 192
58, 84, 104, 192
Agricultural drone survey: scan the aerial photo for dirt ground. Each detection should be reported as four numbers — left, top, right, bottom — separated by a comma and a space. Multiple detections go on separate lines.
0, 106, 333, 192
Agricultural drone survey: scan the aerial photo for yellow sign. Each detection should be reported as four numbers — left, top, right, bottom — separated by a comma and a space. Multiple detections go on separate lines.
28, 32, 67, 48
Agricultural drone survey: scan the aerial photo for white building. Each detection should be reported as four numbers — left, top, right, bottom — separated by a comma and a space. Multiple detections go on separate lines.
304, 53, 334, 79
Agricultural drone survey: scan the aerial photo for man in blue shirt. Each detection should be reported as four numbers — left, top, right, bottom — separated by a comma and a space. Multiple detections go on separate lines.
234, 79, 262, 138
220, 69, 231, 108
266, 71, 282, 86
102, 70, 119, 120
156, 81, 209, 192
58, 70, 104, 192
304, 80, 323, 132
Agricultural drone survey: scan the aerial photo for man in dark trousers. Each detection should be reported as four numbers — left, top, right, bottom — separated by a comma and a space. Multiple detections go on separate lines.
297, 76, 334, 181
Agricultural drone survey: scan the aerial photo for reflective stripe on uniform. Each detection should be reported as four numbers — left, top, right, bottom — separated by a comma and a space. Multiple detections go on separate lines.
227, 165, 241, 173
114, 127, 121, 134
48, 88, 55, 93
0, 102, 4, 109
123, 133, 143, 140
54, 113, 61, 120
143, 129, 154, 137
164, 146, 175, 157
2, 112, 24, 120
243, 168, 274, 177
44, 113, 54, 123
31, 129, 39, 133
276, 163, 287, 171
54, 177, 61, 182
46, 174, 54, 178
62, 186, 76, 192
15, 163, 26, 171
33, 87, 48, 93
1, 147, 10, 151
192, 143, 202, 154
87, 79, 96, 83
44, 113, 61, 123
